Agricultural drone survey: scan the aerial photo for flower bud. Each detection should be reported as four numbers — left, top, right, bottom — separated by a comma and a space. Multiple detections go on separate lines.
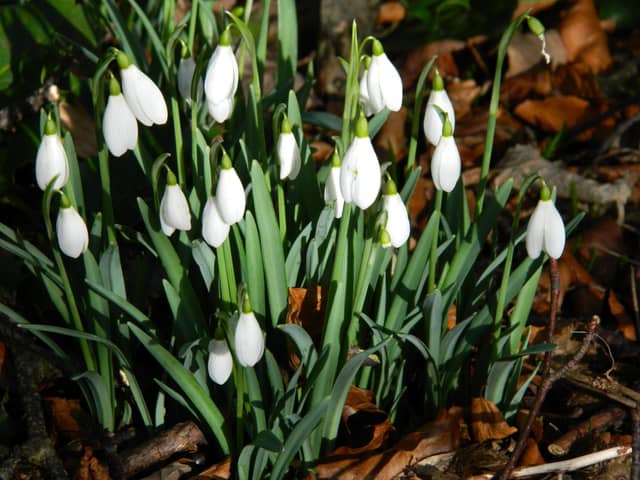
56, 194, 89, 258
35, 119, 69, 191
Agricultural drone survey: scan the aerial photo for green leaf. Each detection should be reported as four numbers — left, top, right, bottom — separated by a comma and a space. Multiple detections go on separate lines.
192, 240, 216, 291
244, 212, 266, 319
277, 0, 298, 87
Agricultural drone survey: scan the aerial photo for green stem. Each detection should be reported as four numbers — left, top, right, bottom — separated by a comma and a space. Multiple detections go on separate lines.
277, 183, 286, 243
234, 365, 245, 457
406, 56, 436, 174
98, 150, 116, 244
428, 190, 443, 293
347, 237, 376, 346
341, 22, 361, 146
170, 97, 185, 188
187, 0, 199, 52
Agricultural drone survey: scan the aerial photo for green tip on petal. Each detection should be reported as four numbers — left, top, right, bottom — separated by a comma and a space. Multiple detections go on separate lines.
220, 27, 232, 46
214, 325, 225, 340
363, 55, 371, 69
116, 51, 131, 69
442, 114, 453, 137
432, 70, 444, 91
372, 38, 384, 56
59, 192, 71, 209
281, 116, 292, 134
330, 150, 342, 167
180, 41, 189, 59
230, 6, 244, 18
540, 181, 551, 201
221, 152, 233, 170
108, 77, 121, 96
166, 169, 177, 186
379, 228, 391, 246
44, 118, 57, 136
241, 290, 252, 313
527, 16, 545, 36
384, 178, 398, 195
354, 113, 369, 138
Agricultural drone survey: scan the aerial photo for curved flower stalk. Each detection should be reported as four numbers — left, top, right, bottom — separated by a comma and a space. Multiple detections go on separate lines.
277, 116, 301, 180
431, 115, 460, 193
525, 182, 565, 259
204, 28, 238, 123
178, 56, 203, 104
159, 170, 191, 236
365, 39, 403, 114
215, 153, 246, 225
381, 178, 410, 248
56, 193, 89, 258
340, 114, 381, 210
208, 334, 233, 385
35, 118, 69, 191
234, 292, 264, 368
359, 57, 375, 117
423, 69, 455, 146
103, 77, 138, 157
324, 150, 345, 218
117, 51, 168, 127
202, 196, 230, 247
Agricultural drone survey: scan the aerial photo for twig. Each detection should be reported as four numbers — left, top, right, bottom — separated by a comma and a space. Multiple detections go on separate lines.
632, 408, 640, 480
631, 266, 640, 339
563, 370, 640, 408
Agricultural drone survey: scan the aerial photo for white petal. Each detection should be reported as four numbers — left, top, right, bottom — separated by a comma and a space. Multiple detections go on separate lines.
432, 136, 460, 193
103, 94, 138, 157
324, 166, 344, 218
208, 339, 233, 385
383, 193, 410, 247
204, 46, 239, 105
423, 90, 455, 146
525, 201, 546, 259
56, 206, 89, 258
121, 65, 168, 126
207, 98, 235, 123
202, 196, 230, 247
359, 69, 375, 117
366, 57, 385, 115
375, 53, 403, 111
178, 57, 203, 104
160, 184, 191, 234
340, 136, 381, 210
216, 168, 246, 224
542, 200, 566, 259
277, 132, 301, 180
234, 312, 264, 367
36, 134, 69, 191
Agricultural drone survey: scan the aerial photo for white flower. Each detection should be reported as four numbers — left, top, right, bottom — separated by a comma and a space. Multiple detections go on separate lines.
56, 197, 88, 258
118, 52, 168, 127
359, 64, 376, 117
365, 40, 403, 114
423, 70, 455, 146
202, 196, 230, 248
204, 29, 238, 123
381, 180, 410, 248
103, 77, 138, 157
234, 308, 264, 368
340, 116, 381, 210
208, 338, 233, 385
178, 57, 203, 104
431, 117, 460, 193
526, 189, 565, 259
324, 154, 344, 218
215, 154, 245, 225
277, 117, 301, 180
35, 119, 69, 191
159, 171, 191, 236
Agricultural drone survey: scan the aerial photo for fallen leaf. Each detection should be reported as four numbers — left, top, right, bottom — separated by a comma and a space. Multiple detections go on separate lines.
552, 62, 603, 100
45, 397, 84, 442
140, 462, 191, 480
192, 457, 231, 480
376, 1, 405, 24
401, 40, 466, 89
470, 397, 517, 442
506, 30, 567, 78
376, 107, 408, 161
514, 95, 591, 132
447, 79, 483, 120
513, 1, 558, 18
520, 438, 546, 467
502, 67, 553, 105
286, 286, 327, 368
59, 100, 98, 159
310, 141, 334, 163
339, 386, 394, 453
74, 447, 111, 480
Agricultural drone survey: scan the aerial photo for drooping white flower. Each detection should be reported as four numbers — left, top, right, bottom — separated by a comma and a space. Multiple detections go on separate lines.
431, 115, 460, 193
103, 77, 138, 157
215, 153, 245, 225
381, 178, 410, 248
35, 118, 69, 191
202, 196, 230, 248
118, 52, 168, 127
234, 293, 264, 368
208, 337, 233, 385
159, 170, 191, 236
365, 39, 403, 114
178, 56, 203, 104
423, 70, 455, 146
56, 194, 88, 258
324, 151, 345, 219
340, 115, 381, 210
204, 28, 238, 123
526, 184, 565, 259
359, 58, 376, 117
277, 116, 301, 180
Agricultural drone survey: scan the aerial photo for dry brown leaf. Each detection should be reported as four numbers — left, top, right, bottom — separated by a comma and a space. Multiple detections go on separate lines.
502, 67, 552, 105
513, 1, 558, 17
447, 79, 483, 120
376, 2, 405, 24
286, 286, 327, 368
520, 438, 546, 467
45, 397, 84, 442
559, 0, 612, 72
376, 107, 408, 160
310, 140, 334, 163
470, 397, 517, 442
59, 100, 97, 159
192, 457, 231, 480
552, 63, 603, 100
506, 30, 567, 78
74, 447, 110, 480
408, 173, 434, 229
514, 95, 590, 132
401, 40, 466, 89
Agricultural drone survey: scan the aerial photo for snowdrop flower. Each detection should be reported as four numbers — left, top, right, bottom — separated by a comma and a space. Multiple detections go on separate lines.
178, 56, 203, 104
381, 178, 410, 248
525, 183, 565, 259
527, 16, 551, 64
365, 39, 403, 114
56, 193, 88, 258
159, 170, 191, 236
204, 28, 238, 123
118, 51, 168, 127
103, 77, 138, 157
359, 57, 376, 117
277, 116, 301, 180
234, 292, 264, 368
340, 114, 381, 210
324, 151, 345, 218
208, 334, 233, 385
35, 118, 69, 191
202, 196, 230, 248
423, 70, 455, 146
431, 115, 460, 193
215, 153, 246, 225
